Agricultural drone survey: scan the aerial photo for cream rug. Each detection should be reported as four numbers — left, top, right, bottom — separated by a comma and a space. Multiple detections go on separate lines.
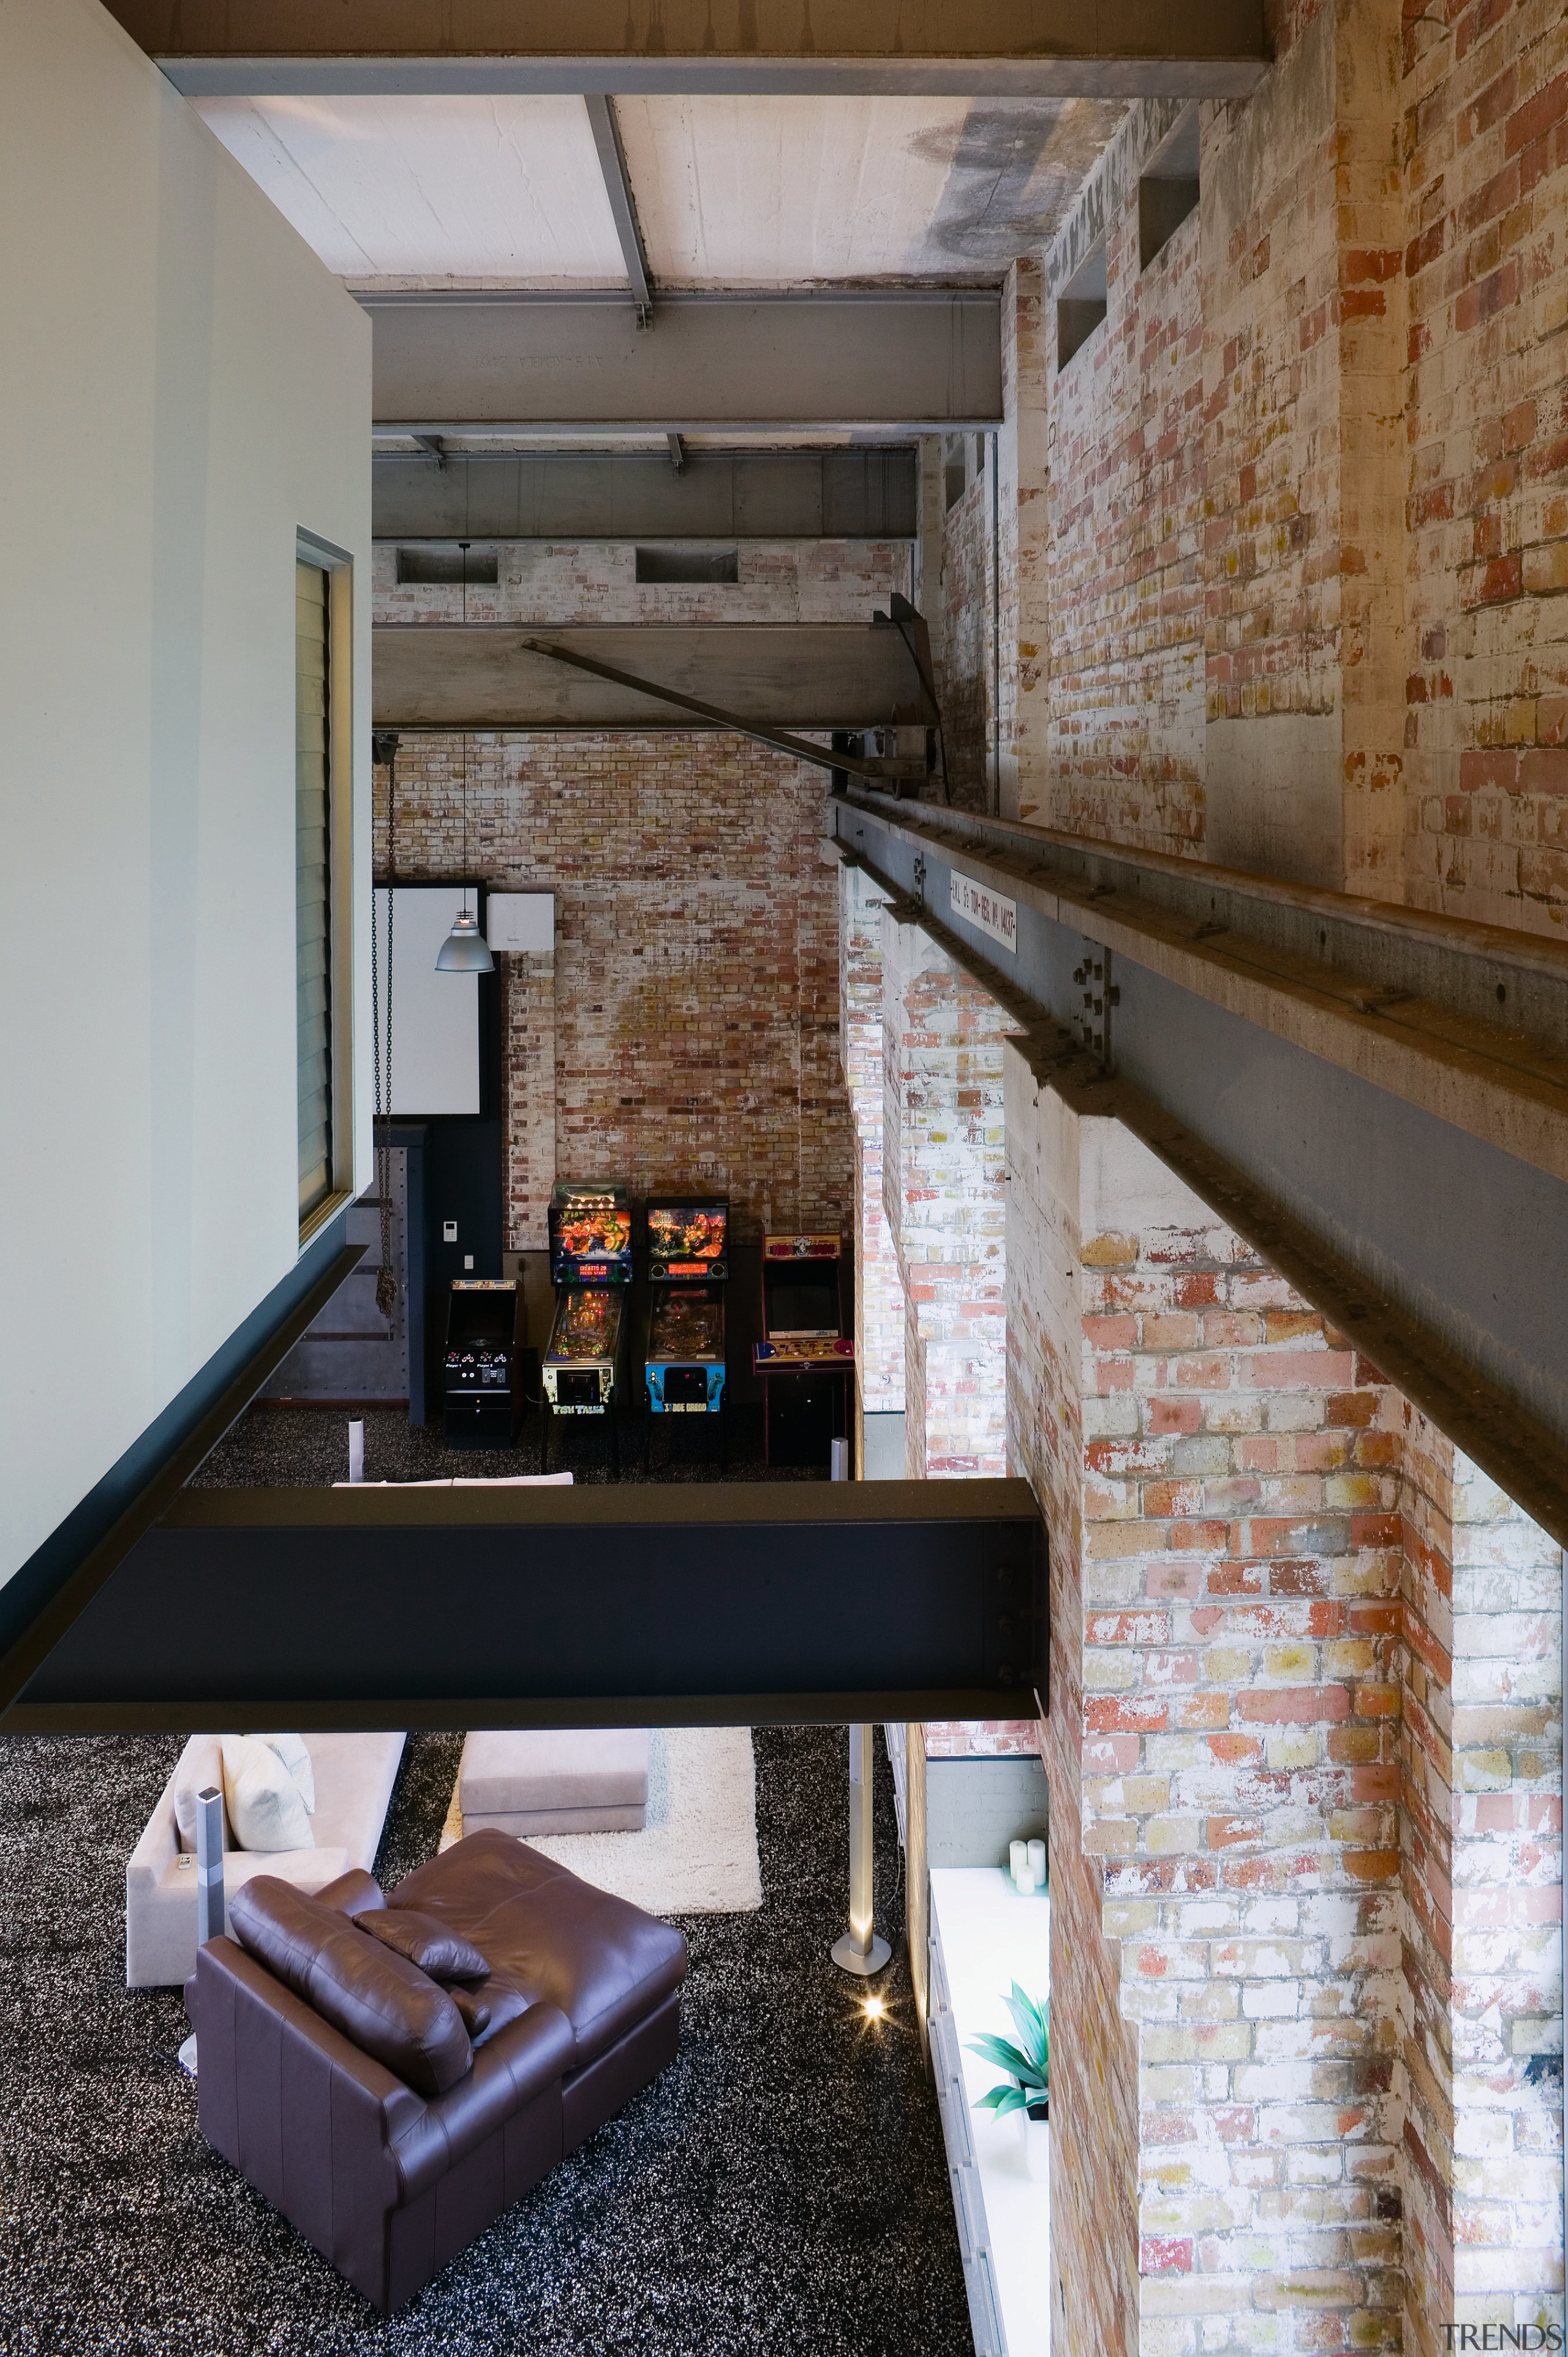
439, 1727, 763, 1915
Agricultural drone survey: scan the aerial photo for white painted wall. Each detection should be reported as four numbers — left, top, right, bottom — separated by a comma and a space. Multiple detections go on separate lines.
0, 0, 372, 1588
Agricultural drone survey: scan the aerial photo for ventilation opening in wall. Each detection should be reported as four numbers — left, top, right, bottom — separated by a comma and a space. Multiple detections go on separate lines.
635, 545, 739, 584
1057, 241, 1107, 371
396, 545, 499, 585
1139, 108, 1200, 271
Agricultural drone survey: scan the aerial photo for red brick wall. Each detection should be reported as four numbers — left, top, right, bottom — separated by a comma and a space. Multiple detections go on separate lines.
1006, 1062, 1142, 2357
1399, 1408, 1564, 2355
1402, 0, 1568, 935
1043, 140, 1205, 856
881, 911, 1012, 1477
940, 448, 998, 814
1017, 0, 1568, 933
375, 733, 854, 1247
837, 859, 905, 1429
1007, 1060, 1411, 2354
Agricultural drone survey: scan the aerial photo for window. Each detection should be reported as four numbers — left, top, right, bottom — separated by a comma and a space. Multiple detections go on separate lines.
635, 545, 739, 584
395, 545, 499, 585
295, 529, 354, 1245
1057, 239, 1107, 371
295, 560, 333, 1222
1139, 108, 1200, 272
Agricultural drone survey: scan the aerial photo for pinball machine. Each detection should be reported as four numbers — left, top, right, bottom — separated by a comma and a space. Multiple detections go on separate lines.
753, 1232, 854, 1469
643, 1196, 729, 1465
541, 1180, 633, 1475
441, 1278, 526, 1449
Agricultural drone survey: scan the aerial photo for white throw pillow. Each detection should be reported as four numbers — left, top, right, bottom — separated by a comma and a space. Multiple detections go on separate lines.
173, 1735, 230, 1853
221, 1735, 314, 1853
254, 1732, 315, 1816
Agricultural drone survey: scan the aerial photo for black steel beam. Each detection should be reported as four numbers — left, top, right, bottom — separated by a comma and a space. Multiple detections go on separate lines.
2, 1480, 1047, 1733
106, 1, 1269, 97
362, 292, 1003, 434
372, 449, 920, 542
0, 1242, 366, 1712
840, 795, 1568, 1514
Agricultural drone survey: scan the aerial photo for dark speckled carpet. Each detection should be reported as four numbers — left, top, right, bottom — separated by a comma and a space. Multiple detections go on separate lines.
0, 1409, 969, 2355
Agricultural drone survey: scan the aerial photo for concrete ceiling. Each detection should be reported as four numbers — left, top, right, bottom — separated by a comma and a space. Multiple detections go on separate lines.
195, 92, 1125, 290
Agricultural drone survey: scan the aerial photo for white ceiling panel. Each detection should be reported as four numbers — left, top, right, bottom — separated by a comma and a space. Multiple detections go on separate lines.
616, 95, 1126, 286
194, 96, 628, 284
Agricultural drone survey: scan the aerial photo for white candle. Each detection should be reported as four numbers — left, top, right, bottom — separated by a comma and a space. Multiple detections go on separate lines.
1009, 1839, 1027, 1885
1028, 1839, 1046, 1887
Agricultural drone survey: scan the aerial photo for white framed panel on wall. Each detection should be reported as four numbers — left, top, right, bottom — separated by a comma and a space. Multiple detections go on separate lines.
372, 886, 481, 1115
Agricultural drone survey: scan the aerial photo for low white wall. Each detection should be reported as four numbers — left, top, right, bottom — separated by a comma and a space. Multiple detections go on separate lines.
0, 0, 372, 1586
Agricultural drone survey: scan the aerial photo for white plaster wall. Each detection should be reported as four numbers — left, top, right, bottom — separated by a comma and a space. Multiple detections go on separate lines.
0, 0, 372, 1586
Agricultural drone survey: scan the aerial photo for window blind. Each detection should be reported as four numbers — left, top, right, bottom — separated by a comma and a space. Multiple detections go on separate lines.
296, 561, 332, 1219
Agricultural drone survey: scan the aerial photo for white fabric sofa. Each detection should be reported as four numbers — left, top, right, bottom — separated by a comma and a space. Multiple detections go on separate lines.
126, 1731, 405, 1988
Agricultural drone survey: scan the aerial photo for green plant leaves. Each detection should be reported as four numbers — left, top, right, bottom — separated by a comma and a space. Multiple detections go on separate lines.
966, 1982, 1049, 2116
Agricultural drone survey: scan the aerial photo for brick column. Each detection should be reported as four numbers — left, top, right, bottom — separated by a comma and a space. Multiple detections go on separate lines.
881, 904, 1012, 1478
1400, 1419, 1564, 2353
1008, 1046, 1409, 2357
502, 949, 556, 1251
837, 859, 905, 1463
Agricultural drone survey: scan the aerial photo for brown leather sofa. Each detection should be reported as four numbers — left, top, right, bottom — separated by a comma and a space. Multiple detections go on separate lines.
187, 1828, 688, 2312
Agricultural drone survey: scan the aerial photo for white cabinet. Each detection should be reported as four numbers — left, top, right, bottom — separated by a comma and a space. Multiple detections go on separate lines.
927, 1869, 1051, 2357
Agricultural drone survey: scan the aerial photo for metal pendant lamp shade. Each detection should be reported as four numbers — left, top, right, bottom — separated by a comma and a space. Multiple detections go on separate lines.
435, 906, 495, 973
435, 718, 494, 972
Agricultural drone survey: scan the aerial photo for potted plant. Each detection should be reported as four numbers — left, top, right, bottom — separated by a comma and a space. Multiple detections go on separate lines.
968, 1981, 1049, 2181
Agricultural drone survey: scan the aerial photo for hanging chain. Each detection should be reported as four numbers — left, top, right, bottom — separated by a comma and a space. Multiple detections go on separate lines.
374, 742, 398, 1321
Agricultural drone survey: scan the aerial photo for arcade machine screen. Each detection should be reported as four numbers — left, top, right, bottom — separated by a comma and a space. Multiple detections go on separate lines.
646, 1202, 728, 1275
645, 1196, 729, 1442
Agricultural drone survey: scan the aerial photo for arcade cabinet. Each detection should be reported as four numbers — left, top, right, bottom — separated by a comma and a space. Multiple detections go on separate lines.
644, 1195, 729, 1466
442, 1278, 525, 1449
541, 1181, 632, 1475
753, 1233, 854, 1469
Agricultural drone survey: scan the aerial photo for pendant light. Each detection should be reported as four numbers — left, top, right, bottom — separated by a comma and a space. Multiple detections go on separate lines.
437, 549, 495, 974
435, 742, 494, 968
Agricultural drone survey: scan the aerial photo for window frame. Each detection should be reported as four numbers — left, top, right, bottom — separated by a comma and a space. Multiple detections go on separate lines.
296, 527, 356, 1251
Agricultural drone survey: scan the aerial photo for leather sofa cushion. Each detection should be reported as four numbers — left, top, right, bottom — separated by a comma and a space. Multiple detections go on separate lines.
230, 1877, 472, 2097
358, 1907, 488, 1984
388, 1830, 688, 2070
314, 1866, 386, 1917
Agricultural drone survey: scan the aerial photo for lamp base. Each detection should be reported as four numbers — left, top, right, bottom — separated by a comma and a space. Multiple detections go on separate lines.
831, 1931, 892, 1978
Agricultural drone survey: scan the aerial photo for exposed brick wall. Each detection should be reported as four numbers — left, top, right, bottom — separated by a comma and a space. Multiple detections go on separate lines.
1012, 0, 1568, 934
939, 447, 998, 813
1399, 1411, 1564, 2353
374, 537, 912, 628
837, 859, 905, 1433
1006, 1059, 1143, 2357
1041, 99, 1206, 858
1008, 1057, 1412, 2356
375, 734, 854, 1248
881, 910, 1012, 1477
997, 1043, 1563, 2350
1402, 0, 1568, 935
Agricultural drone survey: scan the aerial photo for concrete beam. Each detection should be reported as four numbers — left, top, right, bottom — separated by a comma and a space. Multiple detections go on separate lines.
107, 2, 1268, 98
840, 793, 1568, 1486
372, 448, 920, 541
374, 624, 937, 729
366, 292, 1003, 432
